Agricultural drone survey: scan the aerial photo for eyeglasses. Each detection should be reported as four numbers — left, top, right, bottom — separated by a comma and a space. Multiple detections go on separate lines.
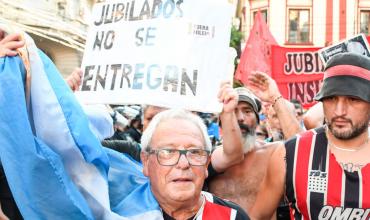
146, 148, 210, 166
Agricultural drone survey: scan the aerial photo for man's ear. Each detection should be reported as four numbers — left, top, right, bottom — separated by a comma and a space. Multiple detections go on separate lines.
205, 156, 211, 178
141, 151, 149, 177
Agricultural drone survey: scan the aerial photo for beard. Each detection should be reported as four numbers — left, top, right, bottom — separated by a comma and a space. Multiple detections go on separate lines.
238, 123, 255, 136
239, 123, 256, 153
327, 116, 369, 140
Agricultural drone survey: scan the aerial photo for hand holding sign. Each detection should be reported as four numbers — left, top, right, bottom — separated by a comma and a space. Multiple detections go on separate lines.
318, 34, 370, 64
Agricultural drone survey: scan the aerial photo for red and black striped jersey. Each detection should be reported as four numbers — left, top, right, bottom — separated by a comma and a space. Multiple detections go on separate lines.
163, 191, 250, 220
285, 126, 370, 220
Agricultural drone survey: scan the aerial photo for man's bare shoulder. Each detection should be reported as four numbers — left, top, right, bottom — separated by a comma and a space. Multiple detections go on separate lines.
243, 141, 285, 165
254, 141, 284, 152
251, 141, 286, 163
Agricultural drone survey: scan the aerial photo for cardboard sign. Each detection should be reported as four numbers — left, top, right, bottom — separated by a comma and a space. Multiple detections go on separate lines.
319, 34, 370, 64
75, 0, 233, 113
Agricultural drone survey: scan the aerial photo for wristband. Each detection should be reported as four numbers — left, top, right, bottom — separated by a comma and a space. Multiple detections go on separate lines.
272, 95, 283, 107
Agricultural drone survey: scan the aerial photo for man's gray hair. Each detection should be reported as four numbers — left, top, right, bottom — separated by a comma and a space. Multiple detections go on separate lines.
141, 109, 212, 152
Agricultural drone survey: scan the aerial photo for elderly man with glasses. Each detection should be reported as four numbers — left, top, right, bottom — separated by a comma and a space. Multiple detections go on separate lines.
140, 109, 249, 220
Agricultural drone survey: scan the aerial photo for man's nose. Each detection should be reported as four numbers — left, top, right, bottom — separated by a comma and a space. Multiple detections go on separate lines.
334, 98, 347, 116
236, 110, 244, 123
176, 154, 190, 169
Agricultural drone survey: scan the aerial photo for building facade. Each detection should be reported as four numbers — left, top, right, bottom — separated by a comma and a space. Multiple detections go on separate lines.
0, 0, 96, 77
239, 0, 370, 47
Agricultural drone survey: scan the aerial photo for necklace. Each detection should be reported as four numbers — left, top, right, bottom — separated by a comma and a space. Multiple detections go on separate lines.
329, 140, 368, 152
325, 125, 369, 152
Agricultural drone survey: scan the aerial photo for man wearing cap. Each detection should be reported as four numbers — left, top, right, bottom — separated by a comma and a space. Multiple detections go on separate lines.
250, 52, 370, 219
207, 87, 269, 213
208, 78, 302, 218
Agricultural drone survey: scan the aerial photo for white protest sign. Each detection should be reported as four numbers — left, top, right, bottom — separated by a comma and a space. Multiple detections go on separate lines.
75, 0, 233, 113
318, 34, 370, 65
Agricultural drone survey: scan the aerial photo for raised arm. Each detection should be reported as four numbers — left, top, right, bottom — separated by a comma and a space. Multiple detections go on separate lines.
250, 142, 286, 219
65, 68, 83, 92
248, 71, 303, 139
303, 102, 324, 130
102, 139, 142, 162
211, 82, 243, 172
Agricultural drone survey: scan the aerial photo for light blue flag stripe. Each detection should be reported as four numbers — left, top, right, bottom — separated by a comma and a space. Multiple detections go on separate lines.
26, 35, 112, 218
32, 37, 163, 219
37, 51, 109, 173
105, 149, 162, 219
0, 33, 163, 219
0, 55, 95, 219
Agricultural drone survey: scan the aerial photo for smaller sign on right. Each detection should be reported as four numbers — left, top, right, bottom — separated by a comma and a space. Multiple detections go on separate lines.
318, 33, 370, 65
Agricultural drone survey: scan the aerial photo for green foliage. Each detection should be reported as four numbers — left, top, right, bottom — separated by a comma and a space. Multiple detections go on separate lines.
233, 79, 243, 88
229, 26, 244, 77
229, 26, 243, 50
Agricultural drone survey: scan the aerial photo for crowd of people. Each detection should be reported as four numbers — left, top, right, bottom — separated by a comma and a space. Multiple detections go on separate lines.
0, 25, 369, 220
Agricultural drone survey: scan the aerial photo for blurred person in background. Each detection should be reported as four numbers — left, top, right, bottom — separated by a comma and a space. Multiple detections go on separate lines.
290, 98, 306, 130
123, 115, 142, 143
203, 113, 221, 147
265, 106, 284, 142
255, 124, 269, 144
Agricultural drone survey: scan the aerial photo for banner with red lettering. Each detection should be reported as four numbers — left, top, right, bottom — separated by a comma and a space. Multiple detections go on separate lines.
271, 45, 324, 108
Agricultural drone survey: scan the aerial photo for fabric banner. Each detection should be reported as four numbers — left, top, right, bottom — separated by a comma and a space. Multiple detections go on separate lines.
271, 45, 324, 108
0, 33, 162, 219
272, 36, 370, 108
235, 10, 277, 85
76, 0, 233, 113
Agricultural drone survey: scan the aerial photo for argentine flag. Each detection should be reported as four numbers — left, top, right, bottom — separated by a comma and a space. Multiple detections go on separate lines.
0, 33, 162, 219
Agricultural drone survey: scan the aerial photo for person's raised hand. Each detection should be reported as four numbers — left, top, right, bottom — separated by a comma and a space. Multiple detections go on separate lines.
218, 81, 238, 114
0, 32, 25, 57
248, 71, 281, 104
66, 68, 83, 92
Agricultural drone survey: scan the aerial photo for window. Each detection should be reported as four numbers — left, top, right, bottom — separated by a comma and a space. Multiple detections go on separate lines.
360, 10, 370, 35
253, 9, 268, 24
288, 9, 310, 44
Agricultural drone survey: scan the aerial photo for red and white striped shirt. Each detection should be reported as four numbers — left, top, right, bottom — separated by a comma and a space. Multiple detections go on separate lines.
285, 127, 370, 219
